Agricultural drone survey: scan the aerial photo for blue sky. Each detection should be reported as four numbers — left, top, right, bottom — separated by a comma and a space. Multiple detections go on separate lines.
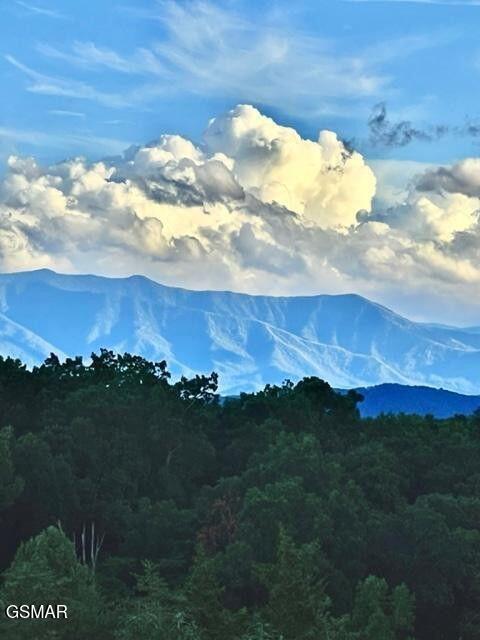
2, 0, 480, 165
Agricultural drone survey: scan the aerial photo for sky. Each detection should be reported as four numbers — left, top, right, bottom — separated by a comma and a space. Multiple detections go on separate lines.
1, 0, 480, 325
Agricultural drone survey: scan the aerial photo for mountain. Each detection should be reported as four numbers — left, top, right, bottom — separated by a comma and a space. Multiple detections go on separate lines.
0, 269, 479, 395
355, 384, 480, 418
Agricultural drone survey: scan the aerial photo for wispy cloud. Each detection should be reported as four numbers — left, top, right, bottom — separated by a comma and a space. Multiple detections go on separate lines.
9, 1, 458, 119
5, 54, 141, 108
48, 110, 86, 118
366, 102, 480, 147
37, 42, 170, 76
0, 126, 56, 147
146, 1, 388, 109
0, 126, 130, 155
29, 0, 424, 118
15, 1, 66, 19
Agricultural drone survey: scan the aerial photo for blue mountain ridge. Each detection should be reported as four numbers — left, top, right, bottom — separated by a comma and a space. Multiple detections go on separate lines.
0, 269, 479, 396
354, 384, 480, 418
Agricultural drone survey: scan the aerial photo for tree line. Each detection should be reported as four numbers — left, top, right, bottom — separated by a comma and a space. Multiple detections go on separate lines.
0, 350, 479, 639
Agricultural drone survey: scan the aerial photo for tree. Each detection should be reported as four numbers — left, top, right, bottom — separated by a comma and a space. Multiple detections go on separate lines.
0, 427, 23, 512
116, 561, 201, 640
257, 528, 333, 640
0, 526, 108, 640
350, 576, 415, 640
185, 546, 247, 640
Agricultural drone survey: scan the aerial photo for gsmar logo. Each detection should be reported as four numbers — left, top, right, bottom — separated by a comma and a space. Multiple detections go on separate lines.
4, 605, 68, 619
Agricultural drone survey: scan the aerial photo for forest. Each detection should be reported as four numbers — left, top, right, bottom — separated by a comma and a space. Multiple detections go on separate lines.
0, 349, 479, 639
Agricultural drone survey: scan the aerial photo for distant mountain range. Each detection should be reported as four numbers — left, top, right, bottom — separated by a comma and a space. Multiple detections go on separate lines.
355, 384, 480, 418
0, 269, 479, 396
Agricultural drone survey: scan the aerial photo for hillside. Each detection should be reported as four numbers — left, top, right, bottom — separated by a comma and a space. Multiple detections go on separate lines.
356, 383, 480, 418
0, 269, 479, 394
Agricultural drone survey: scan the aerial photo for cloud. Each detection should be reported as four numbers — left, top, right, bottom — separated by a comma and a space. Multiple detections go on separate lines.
370, 191, 480, 241
368, 102, 449, 147
367, 102, 480, 148
0, 105, 374, 284
1, 105, 480, 323
19, 0, 440, 116
37, 42, 169, 77
415, 158, 480, 198
0, 126, 130, 156
369, 159, 433, 205
149, 1, 387, 107
48, 110, 86, 119
4, 55, 144, 109
203, 105, 376, 226
8, 1, 453, 121
15, 1, 65, 19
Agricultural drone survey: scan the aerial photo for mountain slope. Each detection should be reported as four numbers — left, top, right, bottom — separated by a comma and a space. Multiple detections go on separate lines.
0, 269, 479, 394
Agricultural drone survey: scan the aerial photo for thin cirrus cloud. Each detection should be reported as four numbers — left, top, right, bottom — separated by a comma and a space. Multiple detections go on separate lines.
8, 0, 395, 118
7, 0, 452, 128
4, 54, 145, 109
36, 42, 171, 77
15, 1, 66, 19
6, 1, 456, 120
148, 1, 386, 102
48, 110, 86, 119
0, 125, 130, 155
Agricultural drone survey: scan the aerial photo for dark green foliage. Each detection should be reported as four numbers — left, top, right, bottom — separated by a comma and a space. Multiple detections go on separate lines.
256, 528, 331, 639
0, 426, 23, 511
115, 560, 201, 640
350, 576, 414, 639
0, 526, 107, 639
0, 351, 479, 638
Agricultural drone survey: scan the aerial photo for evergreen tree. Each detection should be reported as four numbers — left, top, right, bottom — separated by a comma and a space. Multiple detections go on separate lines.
350, 576, 415, 640
0, 526, 107, 639
185, 545, 248, 640
257, 528, 333, 639
116, 560, 201, 640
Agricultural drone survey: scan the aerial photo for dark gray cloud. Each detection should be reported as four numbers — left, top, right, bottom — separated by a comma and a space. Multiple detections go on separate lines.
415, 159, 480, 197
368, 102, 448, 147
368, 102, 480, 148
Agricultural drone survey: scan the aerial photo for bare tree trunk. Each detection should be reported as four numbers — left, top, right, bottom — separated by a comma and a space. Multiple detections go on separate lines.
90, 522, 94, 568
81, 524, 86, 565
73, 522, 105, 572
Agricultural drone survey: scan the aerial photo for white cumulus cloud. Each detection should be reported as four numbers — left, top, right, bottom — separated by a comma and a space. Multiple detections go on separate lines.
1, 105, 480, 324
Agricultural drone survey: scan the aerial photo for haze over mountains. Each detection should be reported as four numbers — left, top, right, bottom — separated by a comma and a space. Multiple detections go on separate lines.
0, 269, 479, 397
